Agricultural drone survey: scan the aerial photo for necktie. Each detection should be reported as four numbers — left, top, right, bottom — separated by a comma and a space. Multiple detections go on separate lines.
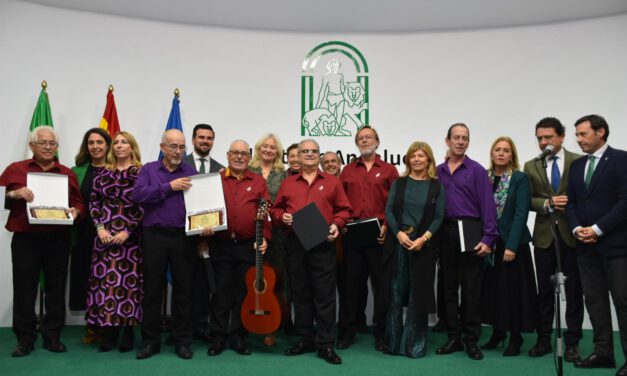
199, 158, 206, 174
585, 155, 595, 189
551, 156, 560, 193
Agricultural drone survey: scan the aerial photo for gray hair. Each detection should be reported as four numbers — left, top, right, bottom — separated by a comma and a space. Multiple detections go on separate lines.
230, 139, 250, 150
29, 126, 57, 144
298, 139, 320, 152
161, 129, 184, 144
321, 151, 340, 163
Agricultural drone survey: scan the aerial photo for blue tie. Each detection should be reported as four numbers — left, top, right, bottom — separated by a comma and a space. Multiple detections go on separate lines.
551, 156, 560, 193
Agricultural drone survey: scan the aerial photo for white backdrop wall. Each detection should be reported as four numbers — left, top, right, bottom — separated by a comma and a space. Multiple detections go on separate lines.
0, 0, 626, 328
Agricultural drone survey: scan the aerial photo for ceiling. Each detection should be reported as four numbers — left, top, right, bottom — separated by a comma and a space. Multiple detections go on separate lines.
22, 0, 627, 33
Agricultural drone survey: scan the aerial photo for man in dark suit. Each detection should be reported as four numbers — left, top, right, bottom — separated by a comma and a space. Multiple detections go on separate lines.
183, 123, 225, 342
523, 117, 584, 361
566, 114, 627, 375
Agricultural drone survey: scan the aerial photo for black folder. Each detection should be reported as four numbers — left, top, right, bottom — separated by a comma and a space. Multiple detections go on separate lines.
458, 219, 483, 253
292, 202, 329, 251
344, 217, 381, 249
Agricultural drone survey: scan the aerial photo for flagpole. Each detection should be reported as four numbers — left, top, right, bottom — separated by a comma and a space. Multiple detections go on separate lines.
36, 79, 48, 332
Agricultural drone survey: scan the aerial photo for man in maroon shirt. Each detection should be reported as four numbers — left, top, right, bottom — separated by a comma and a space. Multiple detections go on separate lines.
271, 139, 351, 365
0, 126, 83, 357
338, 126, 399, 351
204, 140, 271, 356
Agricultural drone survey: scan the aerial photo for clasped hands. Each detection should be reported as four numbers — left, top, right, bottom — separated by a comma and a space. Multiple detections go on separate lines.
575, 227, 598, 244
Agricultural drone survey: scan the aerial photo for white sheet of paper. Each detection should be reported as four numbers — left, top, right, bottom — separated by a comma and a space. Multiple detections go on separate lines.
458, 220, 467, 253
183, 172, 227, 234
0, 186, 5, 210
27, 172, 69, 207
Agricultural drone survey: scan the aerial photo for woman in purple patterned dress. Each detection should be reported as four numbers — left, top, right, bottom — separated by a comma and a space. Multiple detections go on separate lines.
86, 131, 144, 352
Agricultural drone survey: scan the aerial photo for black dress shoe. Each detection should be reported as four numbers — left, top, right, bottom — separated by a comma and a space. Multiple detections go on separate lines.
175, 345, 193, 360
207, 341, 225, 356
481, 331, 507, 350
336, 334, 354, 350
43, 339, 67, 353
435, 339, 464, 355
574, 353, 616, 368
11, 343, 34, 357
194, 329, 212, 343
502, 333, 522, 357
317, 348, 342, 365
528, 341, 552, 357
616, 362, 627, 376
136, 344, 160, 360
284, 340, 316, 356
564, 344, 581, 362
374, 337, 385, 352
232, 341, 252, 356
466, 343, 483, 360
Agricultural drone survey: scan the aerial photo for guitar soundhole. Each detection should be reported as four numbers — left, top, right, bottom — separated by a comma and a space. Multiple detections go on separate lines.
254, 279, 267, 294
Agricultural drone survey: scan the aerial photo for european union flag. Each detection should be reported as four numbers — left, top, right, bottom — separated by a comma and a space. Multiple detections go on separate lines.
158, 94, 183, 160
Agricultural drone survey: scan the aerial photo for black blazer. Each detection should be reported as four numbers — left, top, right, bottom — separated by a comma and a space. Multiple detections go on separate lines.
183, 154, 224, 173
566, 146, 627, 257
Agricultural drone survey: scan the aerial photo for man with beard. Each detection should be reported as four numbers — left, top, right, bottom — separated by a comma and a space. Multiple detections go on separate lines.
337, 126, 399, 351
435, 123, 498, 361
183, 123, 225, 343
133, 129, 198, 360
271, 139, 352, 365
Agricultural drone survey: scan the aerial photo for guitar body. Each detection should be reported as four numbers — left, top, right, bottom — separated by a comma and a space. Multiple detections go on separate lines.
241, 263, 282, 334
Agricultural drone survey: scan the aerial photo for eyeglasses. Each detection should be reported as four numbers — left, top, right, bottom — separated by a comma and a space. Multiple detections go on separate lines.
35, 141, 58, 148
357, 135, 375, 142
228, 150, 250, 158
164, 144, 186, 152
299, 149, 320, 155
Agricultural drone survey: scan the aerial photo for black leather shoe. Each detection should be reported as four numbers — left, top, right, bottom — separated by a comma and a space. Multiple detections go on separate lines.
207, 341, 225, 356
528, 341, 552, 357
194, 329, 212, 343
317, 347, 342, 365
481, 331, 506, 350
466, 343, 483, 360
232, 341, 252, 356
175, 345, 193, 360
11, 343, 34, 357
574, 353, 616, 369
43, 339, 67, 353
336, 334, 354, 350
136, 344, 160, 360
374, 337, 385, 352
616, 362, 627, 376
564, 344, 581, 362
435, 339, 464, 355
284, 340, 316, 356
502, 334, 522, 357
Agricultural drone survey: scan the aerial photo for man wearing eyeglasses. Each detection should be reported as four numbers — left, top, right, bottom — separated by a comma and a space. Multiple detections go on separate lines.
1, 126, 83, 357
271, 139, 352, 365
133, 129, 200, 360
337, 125, 399, 351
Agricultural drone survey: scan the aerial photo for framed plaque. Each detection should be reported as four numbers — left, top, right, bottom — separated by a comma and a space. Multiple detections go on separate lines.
26, 172, 74, 225
183, 173, 227, 235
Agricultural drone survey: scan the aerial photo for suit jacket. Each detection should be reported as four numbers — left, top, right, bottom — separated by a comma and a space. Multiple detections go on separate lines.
566, 146, 627, 257
183, 153, 224, 173
523, 148, 581, 248
496, 171, 532, 252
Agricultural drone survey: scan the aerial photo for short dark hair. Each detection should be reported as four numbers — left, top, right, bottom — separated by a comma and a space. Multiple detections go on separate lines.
535, 117, 565, 136
574, 114, 609, 141
192, 123, 214, 139
446, 123, 469, 139
286, 143, 299, 154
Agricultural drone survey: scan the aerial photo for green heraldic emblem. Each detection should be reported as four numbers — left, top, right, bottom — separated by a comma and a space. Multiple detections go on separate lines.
301, 41, 369, 137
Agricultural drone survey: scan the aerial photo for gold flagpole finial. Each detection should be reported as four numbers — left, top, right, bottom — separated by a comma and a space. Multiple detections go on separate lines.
174, 88, 180, 97
41, 80, 47, 89
108, 84, 114, 92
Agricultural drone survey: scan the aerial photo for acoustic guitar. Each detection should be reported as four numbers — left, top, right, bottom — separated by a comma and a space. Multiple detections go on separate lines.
241, 199, 282, 334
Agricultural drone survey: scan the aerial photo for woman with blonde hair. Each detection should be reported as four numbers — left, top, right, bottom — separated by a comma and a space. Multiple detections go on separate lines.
86, 131, 144, 352
383, 141, 445, 358
480, 136, 538, 356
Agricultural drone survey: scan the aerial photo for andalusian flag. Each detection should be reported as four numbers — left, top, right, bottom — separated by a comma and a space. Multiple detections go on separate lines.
26, 81, 54, 158
99, 87, 120, 136
158, 91, 183, 160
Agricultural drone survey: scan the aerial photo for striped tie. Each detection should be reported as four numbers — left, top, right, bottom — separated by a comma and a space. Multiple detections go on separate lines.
584, 155, 596, 189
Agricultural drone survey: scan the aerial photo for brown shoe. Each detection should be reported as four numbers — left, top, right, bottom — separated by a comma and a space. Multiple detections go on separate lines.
564, 344, 581, 362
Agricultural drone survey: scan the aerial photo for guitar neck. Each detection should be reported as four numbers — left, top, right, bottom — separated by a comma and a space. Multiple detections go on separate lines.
255, 219, 264, 283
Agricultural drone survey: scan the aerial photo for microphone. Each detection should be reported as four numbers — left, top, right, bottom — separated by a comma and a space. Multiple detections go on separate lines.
535, 144, 555, 160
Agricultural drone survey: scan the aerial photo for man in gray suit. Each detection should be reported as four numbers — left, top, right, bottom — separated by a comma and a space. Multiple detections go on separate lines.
184, 123, 225, 342
523, 117, 583, 361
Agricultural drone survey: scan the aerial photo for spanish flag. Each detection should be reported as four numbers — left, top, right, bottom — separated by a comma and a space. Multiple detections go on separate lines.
99, 87, 120, 135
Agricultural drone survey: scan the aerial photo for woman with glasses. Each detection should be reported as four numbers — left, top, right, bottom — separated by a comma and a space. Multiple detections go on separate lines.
70, 128, 112, 344
86, 131, 144, 352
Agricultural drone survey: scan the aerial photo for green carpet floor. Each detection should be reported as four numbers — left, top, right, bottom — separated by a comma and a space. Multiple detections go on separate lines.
0, 326, 620, 376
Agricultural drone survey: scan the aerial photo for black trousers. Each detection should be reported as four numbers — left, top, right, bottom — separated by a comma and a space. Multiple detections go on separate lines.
440, 220, 485, 344
533, 232, 584, 346
577, 250, 627, 359
11, 231, 70, 345
285, 233, 337, 348
341, 242, 386, 338
141, 228, 195, 346
191, 256, 211, 332
209, 238, 255, 342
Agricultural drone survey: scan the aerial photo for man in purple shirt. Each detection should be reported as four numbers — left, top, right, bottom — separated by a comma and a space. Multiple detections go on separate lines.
133, 129, 197, 360
435, 123, 498, 361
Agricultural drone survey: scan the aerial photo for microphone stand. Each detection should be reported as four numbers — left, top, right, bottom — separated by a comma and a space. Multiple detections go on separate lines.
541, 155, 565, 376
